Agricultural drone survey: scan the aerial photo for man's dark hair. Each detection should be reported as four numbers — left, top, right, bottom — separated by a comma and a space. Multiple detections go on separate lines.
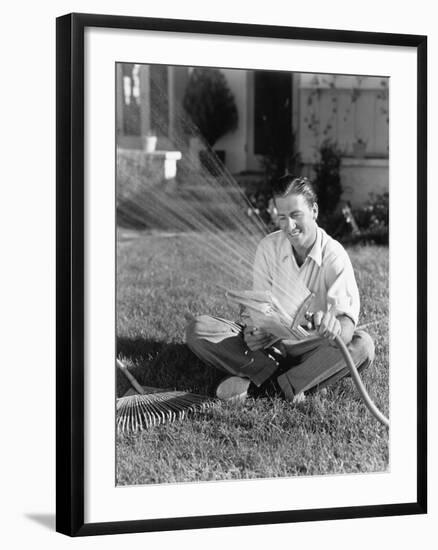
271, 174, 317, 208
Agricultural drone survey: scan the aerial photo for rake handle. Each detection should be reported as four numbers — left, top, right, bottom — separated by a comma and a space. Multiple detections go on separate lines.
116, 358, 145, 395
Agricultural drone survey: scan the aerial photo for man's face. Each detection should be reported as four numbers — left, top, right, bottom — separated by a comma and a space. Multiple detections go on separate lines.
274, 193, 318, 250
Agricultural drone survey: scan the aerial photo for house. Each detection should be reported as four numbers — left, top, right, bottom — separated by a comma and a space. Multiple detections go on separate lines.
117, 64, 389, 207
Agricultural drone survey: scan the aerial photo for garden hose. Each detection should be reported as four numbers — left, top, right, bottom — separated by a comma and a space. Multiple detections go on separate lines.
333, 334, 389, 428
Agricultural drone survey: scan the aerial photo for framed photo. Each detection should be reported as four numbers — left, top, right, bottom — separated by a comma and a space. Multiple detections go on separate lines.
56, 13, 427, 536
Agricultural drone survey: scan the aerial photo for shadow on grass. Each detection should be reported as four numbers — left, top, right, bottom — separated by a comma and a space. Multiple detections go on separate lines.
117, 337, 222, 398
117, 337, 288, 402
116, 336, 383, 409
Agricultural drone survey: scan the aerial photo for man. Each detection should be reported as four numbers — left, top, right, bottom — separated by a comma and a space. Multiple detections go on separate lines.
185, 175, 374, 402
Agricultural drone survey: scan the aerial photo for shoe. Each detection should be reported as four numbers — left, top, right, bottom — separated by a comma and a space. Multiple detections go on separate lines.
216, 376, 251, 403
292, 391, 306, 404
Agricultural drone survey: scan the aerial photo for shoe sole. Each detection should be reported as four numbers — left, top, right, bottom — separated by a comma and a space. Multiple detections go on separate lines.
216, 376, 250, 402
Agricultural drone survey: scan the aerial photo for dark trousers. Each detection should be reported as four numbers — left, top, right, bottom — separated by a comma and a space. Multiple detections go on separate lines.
186, 315, 375, 397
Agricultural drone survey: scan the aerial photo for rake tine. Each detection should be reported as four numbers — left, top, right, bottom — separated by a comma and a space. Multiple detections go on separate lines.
116, 358, 215, 434
116, 390, 215, 434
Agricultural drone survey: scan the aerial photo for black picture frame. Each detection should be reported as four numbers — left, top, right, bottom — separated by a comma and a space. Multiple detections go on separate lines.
56, 12, 427, 537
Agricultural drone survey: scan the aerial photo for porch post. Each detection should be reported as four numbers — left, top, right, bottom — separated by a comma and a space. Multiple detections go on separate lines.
138, 65, 151, 136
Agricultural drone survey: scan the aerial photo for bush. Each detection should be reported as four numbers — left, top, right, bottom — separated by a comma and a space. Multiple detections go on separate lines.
313, 140, 343, 216
327, 192, 389, 245
317, 210, 345, 237
350, 192, 389, 244
183, 68, 238, 147
234, 175, 277, 231
354, 192, 389, 230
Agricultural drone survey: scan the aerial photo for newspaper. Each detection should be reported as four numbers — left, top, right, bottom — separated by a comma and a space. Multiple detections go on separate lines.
226, 289, 319, 345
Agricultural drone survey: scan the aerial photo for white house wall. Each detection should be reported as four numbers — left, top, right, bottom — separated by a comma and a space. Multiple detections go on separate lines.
340, 158, 389, 207
298, 73, 389, 205
298, 73, 389, 162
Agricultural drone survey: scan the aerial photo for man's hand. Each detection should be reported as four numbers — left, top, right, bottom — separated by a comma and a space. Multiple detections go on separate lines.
243, 326, 273, 351
312, 310, 342, 342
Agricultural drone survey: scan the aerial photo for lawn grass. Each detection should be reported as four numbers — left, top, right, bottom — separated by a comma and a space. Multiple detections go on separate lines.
116, 229, 389, 485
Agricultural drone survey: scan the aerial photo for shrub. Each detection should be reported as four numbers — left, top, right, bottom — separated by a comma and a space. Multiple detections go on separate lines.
313, 140, 343, 217
350, 192, 389, 244
354, 192, 389, 230
234, 175, 277, 231
327, 192, 389, 245
183, 68, 238, 147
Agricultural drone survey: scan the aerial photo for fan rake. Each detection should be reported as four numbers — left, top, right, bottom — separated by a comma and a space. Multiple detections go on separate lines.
116, 359, 216, 433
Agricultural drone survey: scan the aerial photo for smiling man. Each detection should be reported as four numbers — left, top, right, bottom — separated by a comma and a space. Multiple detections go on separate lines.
186, 175, 375, 403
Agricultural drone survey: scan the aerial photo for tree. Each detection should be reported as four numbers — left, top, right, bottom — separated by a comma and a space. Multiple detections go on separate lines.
183, 68, 238, 147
